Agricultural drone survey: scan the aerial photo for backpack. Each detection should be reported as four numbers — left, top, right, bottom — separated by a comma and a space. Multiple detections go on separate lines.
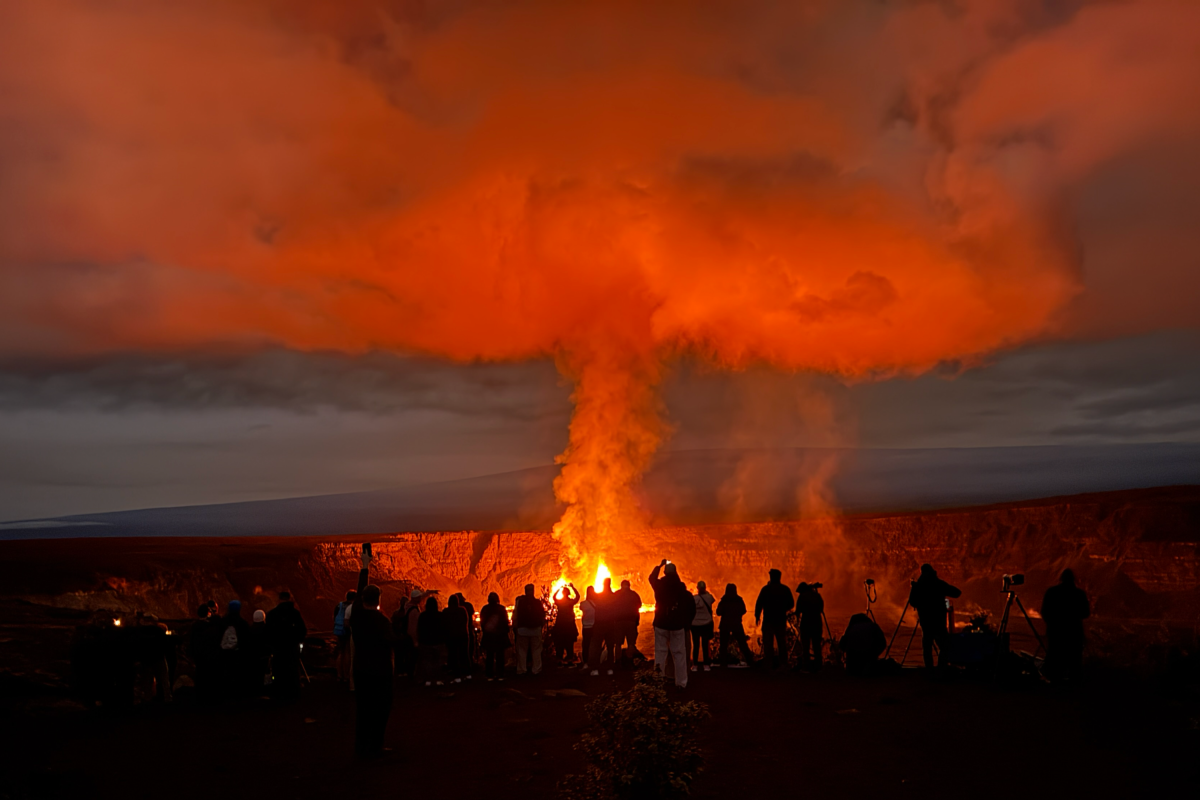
220, 625, 239, 651
668, 589, 697, 629
333, 602, 348, 636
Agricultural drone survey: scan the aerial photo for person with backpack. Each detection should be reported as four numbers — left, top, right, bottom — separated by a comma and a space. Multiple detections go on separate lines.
716, 584, 754, 667
479, 592, 511, 681
266, 590, 307, 698
333, 590, 356, 686
513, 584, 545, 676
755, 569, 794, 669
588, 578, 621, 676
648, 560, 694, 688
349, 545, 396, 757
690, 580, 716, 672
217, 600, 251, 697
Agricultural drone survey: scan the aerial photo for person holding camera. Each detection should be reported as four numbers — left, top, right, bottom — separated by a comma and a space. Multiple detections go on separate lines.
908, 564, 961, 671
649, 559, 695, 688
794, 582, 824, 671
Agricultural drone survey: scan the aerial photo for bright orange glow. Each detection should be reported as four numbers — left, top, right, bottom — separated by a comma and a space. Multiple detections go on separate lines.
4, 1, 1198, 589
592, 562, 611, 593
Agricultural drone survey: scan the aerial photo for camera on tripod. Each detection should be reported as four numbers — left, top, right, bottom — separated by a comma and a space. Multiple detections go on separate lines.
1001, 573, 1025, 592
810, 582, 824, 590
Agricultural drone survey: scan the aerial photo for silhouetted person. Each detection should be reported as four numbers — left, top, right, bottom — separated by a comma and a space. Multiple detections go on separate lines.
794, 583, 824, 671
249, 610, 270, 693
589, 578, 621, 675
909, 564, 961, 670
840, 613, 886, 675
513, 584, 545, 676
480, 592, 511, 680
188, 604, 218, 700
649, 560, 694, 687
334, 590, 356, 685
755, 570, 793, 669
217, 600, 251, 696
552, 584, 580, 663
350, 547, 395, 757
266, 590, 307, 698
690, 581, 715, 672
579, 587, 597, 668
417, 596, 445, 686
1041, 569, 1090, 683
390, 599, 410, 677
717, 584, 754, 666
443, 594, 471, 683
613, 579, 644, 665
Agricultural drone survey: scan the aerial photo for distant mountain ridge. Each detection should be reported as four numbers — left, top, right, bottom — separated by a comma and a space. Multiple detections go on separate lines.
2, 442, 1198, 540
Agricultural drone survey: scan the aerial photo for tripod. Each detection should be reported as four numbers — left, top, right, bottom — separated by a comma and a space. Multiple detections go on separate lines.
864, 580, 878, 625
996, 587, 1046, 659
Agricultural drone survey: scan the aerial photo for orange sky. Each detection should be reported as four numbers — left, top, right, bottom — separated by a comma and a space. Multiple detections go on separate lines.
2, 0, 1198, 570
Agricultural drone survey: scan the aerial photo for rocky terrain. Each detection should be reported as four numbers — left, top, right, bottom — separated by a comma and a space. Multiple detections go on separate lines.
1, 486, 1196, 631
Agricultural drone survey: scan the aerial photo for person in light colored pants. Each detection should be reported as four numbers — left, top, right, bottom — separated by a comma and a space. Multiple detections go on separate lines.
515, 631, 542, 675
654, 627, 688, 688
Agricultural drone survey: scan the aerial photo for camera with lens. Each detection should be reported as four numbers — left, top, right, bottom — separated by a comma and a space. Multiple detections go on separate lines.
1001, 573, 1025, 592
810, 582, 823, 590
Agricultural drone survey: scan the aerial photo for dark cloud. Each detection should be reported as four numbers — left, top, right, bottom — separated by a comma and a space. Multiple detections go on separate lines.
0, 350, 569, 420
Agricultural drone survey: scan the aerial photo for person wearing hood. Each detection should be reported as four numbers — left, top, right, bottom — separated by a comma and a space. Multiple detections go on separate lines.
266, 591, 307, 698
248, 609, 270, 693
479, 592, 511, 680
908, 564, 961, 670
649, 560, 695, 688
443, 594, 471, 683
1041, 569, 1090, 683
716, 584, 754, 667
349, 546, 396, 757
217, 600, 251, 696
690, 581, 716, 672
839, 613, 886, 676
417, 596, 446, 686
755, 570, 794, 669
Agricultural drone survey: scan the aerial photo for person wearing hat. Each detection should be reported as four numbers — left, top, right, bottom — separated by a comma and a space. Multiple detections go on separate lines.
794, 582, 824, 671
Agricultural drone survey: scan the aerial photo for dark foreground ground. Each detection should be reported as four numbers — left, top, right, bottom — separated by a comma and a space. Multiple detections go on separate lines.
2, 655, 1198, 800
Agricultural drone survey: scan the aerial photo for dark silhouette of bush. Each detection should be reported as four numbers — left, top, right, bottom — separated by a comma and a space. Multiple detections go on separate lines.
560, 671, 709, 799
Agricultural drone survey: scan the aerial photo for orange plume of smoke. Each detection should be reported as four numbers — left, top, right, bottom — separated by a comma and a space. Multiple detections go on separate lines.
3, 1, 1200, 582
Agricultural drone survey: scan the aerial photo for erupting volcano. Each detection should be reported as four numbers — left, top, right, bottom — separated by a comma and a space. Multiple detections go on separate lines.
4, 0, 1200, 599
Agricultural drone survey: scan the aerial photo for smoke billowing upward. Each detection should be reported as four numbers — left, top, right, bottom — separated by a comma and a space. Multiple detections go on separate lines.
3, 1, 1199, 582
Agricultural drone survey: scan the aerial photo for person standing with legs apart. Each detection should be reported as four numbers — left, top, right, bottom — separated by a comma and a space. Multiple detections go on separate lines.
589, 578, 620, 676
755, 570, 793, 669
649, 560, 695, 688
716, 584, 754, 666
513, 584, 545, 676
349, 544, 395, 758
479, 592, 511, 681
690, 581, 715, 672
